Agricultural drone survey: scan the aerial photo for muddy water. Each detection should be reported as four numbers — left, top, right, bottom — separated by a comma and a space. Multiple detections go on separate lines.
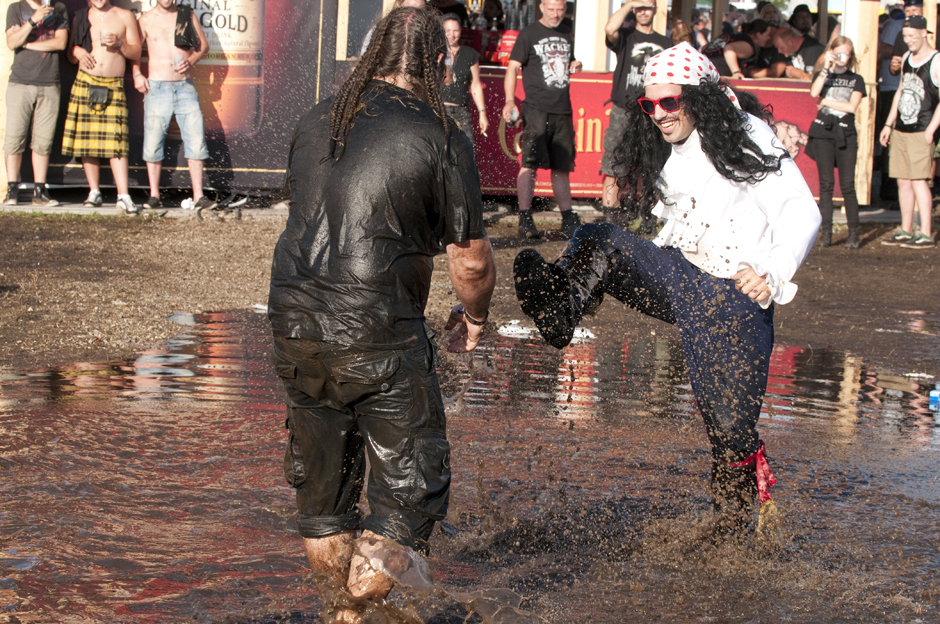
1, 310, 938, 623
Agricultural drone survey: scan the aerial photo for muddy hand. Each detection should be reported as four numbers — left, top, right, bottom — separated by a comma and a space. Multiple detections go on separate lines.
446, 303, 484, 352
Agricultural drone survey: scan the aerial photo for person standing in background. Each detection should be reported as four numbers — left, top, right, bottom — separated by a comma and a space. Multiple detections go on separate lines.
502, 0, 582, 240
808, 36, 866, 249
63, 0, 141, 215
442, 14, 488, 145
132, 0, 213, 212
880, 15, 938, 248
4, 0, 68, 207
600, 0, 670, 211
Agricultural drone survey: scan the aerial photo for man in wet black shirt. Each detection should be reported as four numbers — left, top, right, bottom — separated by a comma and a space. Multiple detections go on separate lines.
268, 8, 495, 622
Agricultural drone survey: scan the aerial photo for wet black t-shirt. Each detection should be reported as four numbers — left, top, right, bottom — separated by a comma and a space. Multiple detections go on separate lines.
441, 45, 480, 108
607, 28, 671, 109
6, 1, 69, 86
509, 21, 575, 114
269, 81, 486, 349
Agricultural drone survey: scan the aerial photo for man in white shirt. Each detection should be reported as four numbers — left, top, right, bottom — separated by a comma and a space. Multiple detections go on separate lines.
513, 42, 820, 537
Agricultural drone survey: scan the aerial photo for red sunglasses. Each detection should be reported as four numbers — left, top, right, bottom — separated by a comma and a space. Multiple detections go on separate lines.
637, 95, 681, 115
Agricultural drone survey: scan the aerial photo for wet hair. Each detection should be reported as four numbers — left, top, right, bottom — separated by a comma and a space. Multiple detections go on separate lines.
608, 81, 783, 232
441, 12, 461, 26
330, 7, 447, 159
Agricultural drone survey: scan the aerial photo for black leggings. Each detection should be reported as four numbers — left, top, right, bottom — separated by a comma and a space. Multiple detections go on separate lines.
813, 134, 860, 230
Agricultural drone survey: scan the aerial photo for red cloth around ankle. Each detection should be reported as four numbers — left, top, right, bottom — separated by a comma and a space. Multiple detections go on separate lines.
726, 440, 776, 504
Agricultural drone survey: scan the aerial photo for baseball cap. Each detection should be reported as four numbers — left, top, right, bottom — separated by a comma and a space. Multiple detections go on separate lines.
791, 4, 811, 16
904, 0, 924, 7
904, 14, 931, 30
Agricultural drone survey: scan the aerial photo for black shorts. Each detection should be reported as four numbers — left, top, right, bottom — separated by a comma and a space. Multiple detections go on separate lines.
520, 102, 576, 172
273, 331, 449, 554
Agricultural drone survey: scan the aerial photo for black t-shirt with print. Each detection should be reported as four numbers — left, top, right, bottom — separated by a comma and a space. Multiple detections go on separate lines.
442, 45, 480, 108
509, 21, 575, 114
786, 36, 825, 73
809, 69, 866, 139
607, 27, 671, 109
6, 1, 69, 86
269, 81, 486, 349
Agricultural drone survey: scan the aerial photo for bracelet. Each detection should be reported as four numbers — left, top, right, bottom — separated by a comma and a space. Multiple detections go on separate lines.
27, 18, 37, 28
884, 124, 893, 129
459, 308, 487, 326
134, 73, 143, 78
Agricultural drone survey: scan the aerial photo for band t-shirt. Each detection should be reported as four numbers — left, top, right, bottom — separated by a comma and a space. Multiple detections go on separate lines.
269, 81, 486, 349
441, 45, 480, 108
896, 52, 940, 133
786, 36, 825, 74
509, 21, 575, 114
607, 27, 671, 109
809, 69, 866, 139
6, 0, 69, 86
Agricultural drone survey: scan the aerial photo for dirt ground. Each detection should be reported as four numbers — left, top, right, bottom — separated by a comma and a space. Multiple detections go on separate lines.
1, 211, 938, 377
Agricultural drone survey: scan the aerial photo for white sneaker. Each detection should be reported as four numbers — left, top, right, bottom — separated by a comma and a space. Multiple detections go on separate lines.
83, 189, 103, 207
117, 195, 138, 216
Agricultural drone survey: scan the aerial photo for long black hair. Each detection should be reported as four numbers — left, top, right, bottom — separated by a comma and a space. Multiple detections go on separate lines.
329, 7, 448, 159
608, 80, 783, 232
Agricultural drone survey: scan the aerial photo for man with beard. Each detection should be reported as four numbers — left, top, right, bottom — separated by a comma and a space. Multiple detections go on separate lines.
268, 8, 495, 623
601, 0, 671, 211
512, 42, 820, 536
503, 0, 583, 239
879, 15, 939, 248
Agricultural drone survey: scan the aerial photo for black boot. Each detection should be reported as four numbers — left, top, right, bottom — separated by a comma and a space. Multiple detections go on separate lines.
711, 461, 757, 540
846, 226, 860, 249
514, 249, 575, 348
517, 211, 541, 239
818, 226, 832, 248
560, 210, 582, 238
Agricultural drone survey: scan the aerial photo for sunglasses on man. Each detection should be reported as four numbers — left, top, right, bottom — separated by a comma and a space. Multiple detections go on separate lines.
637, 95, 681, 115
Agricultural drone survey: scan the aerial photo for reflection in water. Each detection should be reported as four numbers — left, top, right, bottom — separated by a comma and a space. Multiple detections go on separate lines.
0, 310, 938, 623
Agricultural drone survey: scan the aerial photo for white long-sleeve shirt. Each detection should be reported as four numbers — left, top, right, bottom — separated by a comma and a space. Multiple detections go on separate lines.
652, 113, 821, 308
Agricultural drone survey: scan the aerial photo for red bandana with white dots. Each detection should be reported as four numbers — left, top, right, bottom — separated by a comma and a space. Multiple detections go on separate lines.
642, 42, 741, 109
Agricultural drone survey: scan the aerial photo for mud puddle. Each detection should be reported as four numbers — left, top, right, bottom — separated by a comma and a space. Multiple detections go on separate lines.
1, 310, 938, 623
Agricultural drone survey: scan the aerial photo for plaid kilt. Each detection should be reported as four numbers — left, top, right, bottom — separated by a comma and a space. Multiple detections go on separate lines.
61, 71, 129, 158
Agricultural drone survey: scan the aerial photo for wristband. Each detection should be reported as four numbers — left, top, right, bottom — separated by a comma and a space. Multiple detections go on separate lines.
459, 308, 487, 326
27, 18, 37, 28
134, 73, 143, 79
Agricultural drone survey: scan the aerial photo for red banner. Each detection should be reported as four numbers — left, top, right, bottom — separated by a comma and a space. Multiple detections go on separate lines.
473, 69, 825, 200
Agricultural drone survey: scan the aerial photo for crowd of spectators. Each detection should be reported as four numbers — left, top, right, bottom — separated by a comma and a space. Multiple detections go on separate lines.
4, 0, 215, 215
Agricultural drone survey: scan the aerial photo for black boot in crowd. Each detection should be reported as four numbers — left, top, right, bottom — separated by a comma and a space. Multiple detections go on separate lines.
846, 226, 860, 249
517, 210, 541, 239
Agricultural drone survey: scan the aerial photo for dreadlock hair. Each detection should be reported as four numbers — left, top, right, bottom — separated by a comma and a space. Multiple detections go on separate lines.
608, 80, 784, 232
329, 7, 448, 160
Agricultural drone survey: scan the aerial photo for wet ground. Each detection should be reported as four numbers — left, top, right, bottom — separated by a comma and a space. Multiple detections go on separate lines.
2, 307, 939, 623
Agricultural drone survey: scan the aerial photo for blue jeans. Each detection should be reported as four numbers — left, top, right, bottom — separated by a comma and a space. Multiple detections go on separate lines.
560, 222, 774, 463
142, 79, 208, 162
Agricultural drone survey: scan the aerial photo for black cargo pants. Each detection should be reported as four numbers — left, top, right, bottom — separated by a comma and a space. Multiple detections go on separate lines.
272, 331, 449, 553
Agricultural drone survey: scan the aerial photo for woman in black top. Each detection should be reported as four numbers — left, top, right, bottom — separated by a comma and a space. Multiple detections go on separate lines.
808, 36, 866, 248
702, 19, 773, 78
441, 14, 489, 143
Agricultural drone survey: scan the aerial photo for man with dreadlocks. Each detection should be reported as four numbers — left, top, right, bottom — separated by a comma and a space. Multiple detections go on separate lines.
268, 7, 495, 622
513, 42, 820, 537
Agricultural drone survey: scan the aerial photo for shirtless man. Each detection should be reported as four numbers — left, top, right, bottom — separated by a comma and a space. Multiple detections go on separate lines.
133, 0, 212, 212
63, 0, 140, 215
